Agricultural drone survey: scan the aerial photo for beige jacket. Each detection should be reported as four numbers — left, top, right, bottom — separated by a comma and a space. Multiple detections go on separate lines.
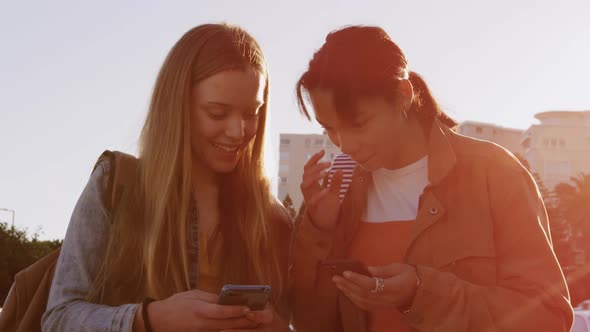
291, 120, 573, 332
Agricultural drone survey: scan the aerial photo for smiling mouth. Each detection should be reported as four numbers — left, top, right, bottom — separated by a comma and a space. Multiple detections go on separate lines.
212, 142, 240, 153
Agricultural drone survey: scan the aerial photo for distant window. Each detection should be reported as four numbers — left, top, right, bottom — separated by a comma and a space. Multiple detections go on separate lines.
543, 138, 549, 148
280, 177, 287, 184
305, 138, 310, 147
475, 127, 483, 134
280, 138, 290, 145
314, 138, 324, 146
280, 151, 290, 160
559, 139, 566, 148
492, 129, 497, 135
551, 138, 557, 148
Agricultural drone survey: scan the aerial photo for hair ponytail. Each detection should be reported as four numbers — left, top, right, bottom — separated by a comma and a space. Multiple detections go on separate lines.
408, 71, 456, 130
296, 26, 456, 132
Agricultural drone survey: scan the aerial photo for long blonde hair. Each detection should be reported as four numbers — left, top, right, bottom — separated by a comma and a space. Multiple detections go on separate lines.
88, 23, 284, 305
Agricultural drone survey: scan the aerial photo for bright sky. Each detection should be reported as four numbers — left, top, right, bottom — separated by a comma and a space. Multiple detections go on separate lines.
1, 0, 589, 240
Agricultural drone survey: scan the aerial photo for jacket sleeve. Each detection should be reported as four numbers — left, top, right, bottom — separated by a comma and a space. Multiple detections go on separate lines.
41, 160, 139, 332
403, 160, 574, 331
268, 198, 296, 323
291, 205, 344, 332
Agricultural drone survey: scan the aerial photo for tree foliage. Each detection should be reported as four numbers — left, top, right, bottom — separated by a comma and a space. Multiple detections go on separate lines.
0, 222, 62, 305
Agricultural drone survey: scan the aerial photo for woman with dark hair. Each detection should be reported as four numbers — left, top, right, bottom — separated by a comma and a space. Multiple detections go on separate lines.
292, 26, 572, 331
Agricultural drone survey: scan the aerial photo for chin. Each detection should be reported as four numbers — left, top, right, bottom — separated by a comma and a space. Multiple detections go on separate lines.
210, 161, 240, 174
357, 157, 381, 172
212, 165, 238, 174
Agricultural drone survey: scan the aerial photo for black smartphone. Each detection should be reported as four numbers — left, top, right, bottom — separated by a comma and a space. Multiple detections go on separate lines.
318, 259, 370, 277
217, 284, 271, 311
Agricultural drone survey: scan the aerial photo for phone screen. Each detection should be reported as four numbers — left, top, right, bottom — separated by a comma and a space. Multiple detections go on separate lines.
217, 285, 271, 311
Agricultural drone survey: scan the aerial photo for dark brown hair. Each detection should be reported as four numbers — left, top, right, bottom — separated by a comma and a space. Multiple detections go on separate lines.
296, 26, 456, 132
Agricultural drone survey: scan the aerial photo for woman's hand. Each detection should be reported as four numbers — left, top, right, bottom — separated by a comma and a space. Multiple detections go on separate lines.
332, 263, 419, 312
135, 289, 258, 332
221, 303, 290, 331
300, 150, 344, 230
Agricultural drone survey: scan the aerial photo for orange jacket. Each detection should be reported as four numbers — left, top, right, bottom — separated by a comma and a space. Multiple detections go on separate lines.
291, 120, 573, 332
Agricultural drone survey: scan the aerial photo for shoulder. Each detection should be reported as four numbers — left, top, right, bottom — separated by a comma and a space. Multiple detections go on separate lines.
450, 131, 527, 175
449, 131, 538, 196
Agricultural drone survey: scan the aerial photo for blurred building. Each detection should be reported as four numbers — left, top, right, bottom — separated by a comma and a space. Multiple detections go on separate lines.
456, 121, 524, 155
279, 111, 590, 208
521, 111, 590, 189
278, 133, 342, 209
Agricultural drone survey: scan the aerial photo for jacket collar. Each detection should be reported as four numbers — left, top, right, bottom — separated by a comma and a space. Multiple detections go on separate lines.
427, 118, 457, 185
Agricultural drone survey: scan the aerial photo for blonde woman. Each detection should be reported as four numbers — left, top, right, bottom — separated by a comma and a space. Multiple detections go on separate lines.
42, 24, 292, 332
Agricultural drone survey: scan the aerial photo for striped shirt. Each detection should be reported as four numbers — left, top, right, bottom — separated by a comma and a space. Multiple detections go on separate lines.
327, 153, 357, 201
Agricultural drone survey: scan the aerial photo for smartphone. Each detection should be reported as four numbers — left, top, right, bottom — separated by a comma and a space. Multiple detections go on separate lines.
217, 284, 271, 311
318, 259, 370, 277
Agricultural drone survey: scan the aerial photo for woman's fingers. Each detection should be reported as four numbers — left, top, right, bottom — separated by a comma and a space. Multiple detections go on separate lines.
184, 289, 219, 303
306, 187, 331, 207
196, 302, 250, 319
301, 162, 331, 191
201, 316, 258, 330
333, 275, 369, 298
245, 304, 274, 325
303, 150, 326, 171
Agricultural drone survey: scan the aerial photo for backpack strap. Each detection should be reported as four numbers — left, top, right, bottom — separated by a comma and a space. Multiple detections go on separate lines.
93, 150, 139, 216
0, 151, 139, 332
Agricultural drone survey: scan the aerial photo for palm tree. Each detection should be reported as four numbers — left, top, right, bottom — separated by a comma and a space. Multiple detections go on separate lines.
553, 173, 590, 305
555, 173, 590, 239
513, 153, 551, 202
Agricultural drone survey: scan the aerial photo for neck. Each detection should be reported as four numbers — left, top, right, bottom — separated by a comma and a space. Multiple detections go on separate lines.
384, 118, 429, 170
191, 159, 220, 197
191, 160, 222, 237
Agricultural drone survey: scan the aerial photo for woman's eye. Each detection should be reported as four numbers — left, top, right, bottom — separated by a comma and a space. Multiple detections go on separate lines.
208, 112, 226, 120
204, 106, 228, 120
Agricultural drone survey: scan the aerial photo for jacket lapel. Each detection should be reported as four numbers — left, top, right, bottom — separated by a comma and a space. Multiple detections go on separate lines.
405, 190, 446, 259
403, 120, 457, 255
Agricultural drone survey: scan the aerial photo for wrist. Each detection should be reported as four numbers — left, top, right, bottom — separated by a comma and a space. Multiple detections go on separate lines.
399, 264, 420, 314
307, 210, 338, 232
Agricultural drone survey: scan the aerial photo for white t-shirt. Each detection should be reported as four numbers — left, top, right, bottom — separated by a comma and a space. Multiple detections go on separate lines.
363, 156, 429, 223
